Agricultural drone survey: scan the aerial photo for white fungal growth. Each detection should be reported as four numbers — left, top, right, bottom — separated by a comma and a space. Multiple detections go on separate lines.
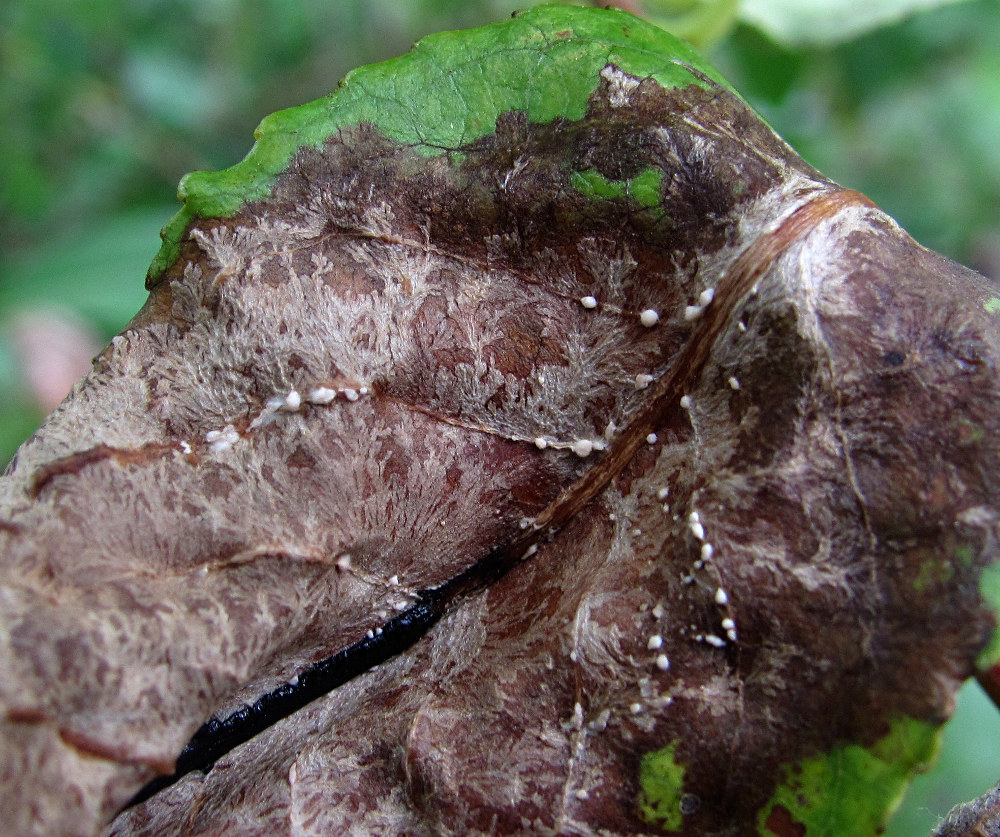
574, 789, 590, 801
700, 542, 714, 562
634, 373, 654, 390
738, 320, 748, 332
646, 433, 658, 445
679, 395, 692, 410
392, 600, 410, 612
647, 634, 663, 650
689, 520, 706, 541
721, 618, 736, 631
572, 439, 595, 458
639, 309, 660, 327
205, 425, 239, 454
683, 305, 703, 321
521, 544, 539, 560
307, 387, 337, 404
281, 389, 302, 411
580, 295, 598, 309
714, 588, 729, 606
335, 554, 352, 572
727, 376, 741, 390
572, 702, 585, 730
698, 287, 716, 307
534, 437, 548, 450
655, 654, 671, 671
652, 603, 665, 620
366, 629, 375, 639
388, 575, 399, 586
179, 441, 193, 455
343, 388, 359, 402
703, 634, 727, 649
656, 487, 670, 501
629, 702, 643, 714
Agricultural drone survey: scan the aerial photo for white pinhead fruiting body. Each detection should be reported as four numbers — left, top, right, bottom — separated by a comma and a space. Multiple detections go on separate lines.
639, 309, 660, 327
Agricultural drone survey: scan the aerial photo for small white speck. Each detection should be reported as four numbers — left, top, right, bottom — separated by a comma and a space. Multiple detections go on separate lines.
282, 390, 302, 411
652, 695, 673, 709
738, 320, 747, 332
580, 295, 598, 309
343, 388, 359, 402
703, 634, 727, 648
652, 603, 665, 619
572, 702, 584, 729
197, 566, 208, 576
657, 487, 670, 501
534, 437, 548, 450
714, 588, 729, 606
180, 441, 193, 455
359, 386, 370, 396
721, 618, 736, 631
289, 674, 299, 686
698, 287, 716, 307
366, 629, 375, 639
634, 373, 654, 390
111, 335, 126, 348
521, 544, 539, 559
388, 575, 399, 586
693, 560, 705, 570
603, 420, 617, 440
727, 629, 738, 642
647, 635, 663, 650
393, 600, 409, 612
569, 650, 579, 663
689, 511, 701, 524
375, 627, 383, 636
574, 788, 590, 801
572, 439, 595, 458
646, 433, 658, 445
639, 309, 660, 327
335, 554, 352, 571
655, 654, 670, 671
689, 521, 705, 541
307, 387, 337, 404
629, 702, 643, 714
728, 376, 741, 390
679, 395, 692, 410
684, 304, 703, 321
205, 425, 239, 454
700, 542, 714, 562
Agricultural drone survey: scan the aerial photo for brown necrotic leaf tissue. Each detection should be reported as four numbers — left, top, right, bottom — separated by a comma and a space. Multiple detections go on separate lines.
1, 8, 998, 837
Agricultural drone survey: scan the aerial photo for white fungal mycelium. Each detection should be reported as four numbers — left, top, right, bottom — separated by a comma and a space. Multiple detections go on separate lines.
688, 512, 706, 541
335, 554, 352, 572
727, 376, 741, 390
629, 702, 643, 714
343, 388, 359, 402
656, 487, 670, 501
646, 433, 658, 445
679, 395, 692, 410
179, 441, 193, 455
281, 389, 302, 411
572, 439, 595, 458
205, 425, 240, 454
575, 789, 590, 801
714, 587, 729, 606
580, 295, 598, 309
533, 437, 548, 450
655, 654, 670, 671
698, 287, 716, 307
307, 387, 337, 404
647, 634, 663, 651
639, 309, 660, 327
634, 373, 654, 390
703, 634, 727, 649
700, 542, 714, 562
683, 305, 704, 321
652, 603, 665, 620
521, 544, 539, 560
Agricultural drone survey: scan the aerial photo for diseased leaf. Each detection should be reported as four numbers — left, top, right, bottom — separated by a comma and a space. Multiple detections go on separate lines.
0, 7, 998, 837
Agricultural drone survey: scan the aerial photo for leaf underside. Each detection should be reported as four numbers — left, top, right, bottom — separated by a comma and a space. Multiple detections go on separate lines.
1, 7, 999, 837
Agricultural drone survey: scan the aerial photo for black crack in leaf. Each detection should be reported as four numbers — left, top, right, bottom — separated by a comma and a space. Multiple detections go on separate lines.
1, 11, 999, 837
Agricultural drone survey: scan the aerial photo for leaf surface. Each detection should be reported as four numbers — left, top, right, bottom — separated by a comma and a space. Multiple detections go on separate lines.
0, 7, 998, 837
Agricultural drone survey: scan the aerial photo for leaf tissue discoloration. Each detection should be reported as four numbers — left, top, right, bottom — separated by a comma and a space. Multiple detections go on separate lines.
1, 7, 999, 837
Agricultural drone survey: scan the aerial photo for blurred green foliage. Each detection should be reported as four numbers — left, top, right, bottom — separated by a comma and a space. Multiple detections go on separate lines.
0, 1, 998, 830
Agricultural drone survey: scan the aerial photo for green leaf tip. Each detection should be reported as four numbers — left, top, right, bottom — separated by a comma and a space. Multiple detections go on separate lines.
147, 5, 729, 282
756, 717, 941, 837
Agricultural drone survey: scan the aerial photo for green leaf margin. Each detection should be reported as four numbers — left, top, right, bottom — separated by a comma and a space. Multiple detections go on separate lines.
147, 5, 731, 281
